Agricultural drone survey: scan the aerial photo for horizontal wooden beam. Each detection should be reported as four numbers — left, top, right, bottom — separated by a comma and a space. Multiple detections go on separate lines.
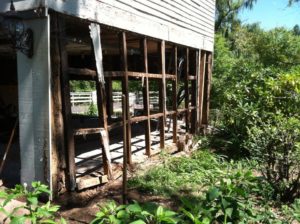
104, 71, 176, 80
68, 67, 97, 80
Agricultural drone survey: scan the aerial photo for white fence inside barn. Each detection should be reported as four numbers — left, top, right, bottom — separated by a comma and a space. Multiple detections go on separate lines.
70, 91, 159, 114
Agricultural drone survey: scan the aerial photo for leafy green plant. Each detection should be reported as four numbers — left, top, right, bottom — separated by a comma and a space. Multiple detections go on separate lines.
0, 182, 65, 224
91, 201, 179, 224
87, 102, 98, 116
245, 116, 300, 202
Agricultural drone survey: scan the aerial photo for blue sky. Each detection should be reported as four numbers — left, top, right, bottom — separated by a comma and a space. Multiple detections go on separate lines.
239, 0, 300, 30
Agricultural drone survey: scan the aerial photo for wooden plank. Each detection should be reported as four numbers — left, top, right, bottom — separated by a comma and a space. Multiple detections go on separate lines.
68, 67, 97, 78
142, 38, 151, 156
90, 23, 113, 179
50, 13, 67, 196
185, 48, 190, 133
120, 32, 132, 164
202, 52, 213, 126
73, 128, 101, 136
172, 46, 178, 143
198, 51, 207, 130
57, 17, 77, 191
77, 175, 108, 191
103, 71, 176, 80
159, 40, 166, 149
150, 113, 164, 119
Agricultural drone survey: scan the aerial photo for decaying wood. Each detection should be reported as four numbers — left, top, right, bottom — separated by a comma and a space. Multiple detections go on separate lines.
159, 40, 166, 149
76, 175, 108, 191
103, 71, 176, 80
90, 23, 113, 179
120, 32, 132, 164
57, 17, 77, 191
172, 46, 178, 143
198, 51, 207, 132
142, 38, 151, 156
202, 52, 213, 127
185, 48, 190, 133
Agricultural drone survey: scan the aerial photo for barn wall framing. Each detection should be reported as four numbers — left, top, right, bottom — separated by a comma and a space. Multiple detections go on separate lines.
49, 13, 213, 194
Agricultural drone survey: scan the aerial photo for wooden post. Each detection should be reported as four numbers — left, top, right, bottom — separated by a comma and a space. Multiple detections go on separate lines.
95, 81, 112, 177
185, 48, 190, 133
50, 14, 67, 195
172, 46, 178, 143
120, 32, 132, 164
122, 94, 128, 204
202, 52, 212, 127
57, 17, 76, 191
141, 38, 151, 156
198, 51, 207, 131
159, 41, 166, 149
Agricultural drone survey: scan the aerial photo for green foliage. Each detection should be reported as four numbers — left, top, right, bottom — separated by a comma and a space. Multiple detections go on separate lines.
91, 201, 179, 224
128, 149, 300, 223
87, 102, 98, 116
245, 116, 300, 202
70, 80, 95, 92
0, 182, 65, 224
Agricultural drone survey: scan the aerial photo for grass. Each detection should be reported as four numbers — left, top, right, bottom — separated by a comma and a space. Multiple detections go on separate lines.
128, 144, 300, 223
129, 148, 256, 197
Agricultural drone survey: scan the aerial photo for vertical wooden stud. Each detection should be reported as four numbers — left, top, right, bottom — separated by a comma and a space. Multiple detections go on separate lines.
159, 41, 166, 149
141, 38, 151, 156
185, 48, 190, 133
120, 32, 132, 164
198, 51, 207, 130
172, 46, 178, 143
202, 52, 212, 127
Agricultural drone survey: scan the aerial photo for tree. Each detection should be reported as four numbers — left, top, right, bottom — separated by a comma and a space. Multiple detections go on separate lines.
293, 24, 300, 35
215, 0, 257, 34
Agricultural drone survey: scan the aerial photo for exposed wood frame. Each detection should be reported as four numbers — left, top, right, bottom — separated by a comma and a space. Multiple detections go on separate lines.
120, 31, 132, 164
142, 38, 151, 156
185, 48, 190, 133
57, 17, 77, 191
202, 52, 213, 126
172, 46, 178, 143
159, 40, 166, 149
50, 13, 67, 196
198, 51, 207, 132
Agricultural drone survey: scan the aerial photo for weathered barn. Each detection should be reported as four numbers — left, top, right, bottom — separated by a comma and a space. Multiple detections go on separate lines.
0, 0, 215, 197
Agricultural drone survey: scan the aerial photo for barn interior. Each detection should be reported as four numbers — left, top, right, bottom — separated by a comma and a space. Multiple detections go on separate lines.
0, 29, 20, 188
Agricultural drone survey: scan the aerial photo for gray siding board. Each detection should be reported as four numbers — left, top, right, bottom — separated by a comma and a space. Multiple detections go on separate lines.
106, 0, 214, 38
0, 0, 215, 50
109, 0, 215, 36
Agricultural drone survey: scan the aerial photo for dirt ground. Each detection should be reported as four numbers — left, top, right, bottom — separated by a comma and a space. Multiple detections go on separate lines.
57, 148, 194, 224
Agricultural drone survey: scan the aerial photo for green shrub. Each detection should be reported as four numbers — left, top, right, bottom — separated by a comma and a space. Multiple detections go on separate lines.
91, 201, 180, 224
0, 182, 65, 224
245, 116, 300, 202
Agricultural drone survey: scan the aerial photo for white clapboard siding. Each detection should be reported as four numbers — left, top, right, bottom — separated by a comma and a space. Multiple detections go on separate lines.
0, 0, 216, 51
